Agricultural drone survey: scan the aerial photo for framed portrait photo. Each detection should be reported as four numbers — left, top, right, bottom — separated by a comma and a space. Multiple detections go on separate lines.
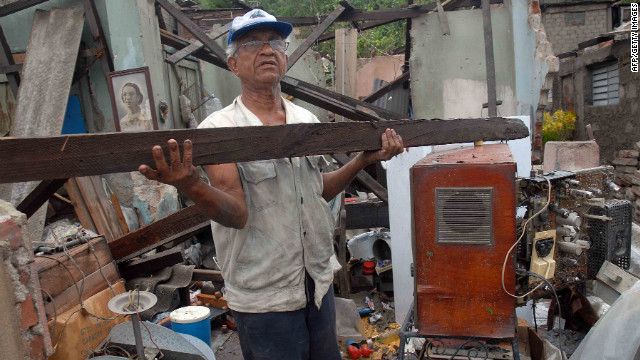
107, 67, 158, 132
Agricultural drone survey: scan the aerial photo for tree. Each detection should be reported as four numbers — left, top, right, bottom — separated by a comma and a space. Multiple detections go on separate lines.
197, 0, 435, 58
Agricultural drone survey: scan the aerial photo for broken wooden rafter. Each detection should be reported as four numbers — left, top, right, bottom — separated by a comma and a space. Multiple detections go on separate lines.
156, 0, 227, 60
0, 118, 528, 184
109, 205, 208, 262
287, 5, 347, 70
166, 39, 204, 64
159, 29, 404, 122
0, 0, 49, 17
16, 178, 67, 218
119, 247, 184, 279
363, 71, 410, 103
0, 23, 20, 95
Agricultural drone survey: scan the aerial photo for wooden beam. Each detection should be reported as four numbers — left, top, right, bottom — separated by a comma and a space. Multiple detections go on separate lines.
16, 178, 67, 218
0, 118, 529, 184
35, 236, 113, 300
166, 39, 203, 64
333, 153, 388, 203
287, 5, 346, 70
0, 0, 49, 17
317, 18, 401, 43
363, 71, 410, 103
0, 24, 20, 96
82, 0, 114, 75
119, 247, 184, 279
345, 199, 389, 229
155, 1, 167, 30
109, 205, 209, 262
0, 62, 22, 74
156, 0, 227, 61
192, 269, 223, 282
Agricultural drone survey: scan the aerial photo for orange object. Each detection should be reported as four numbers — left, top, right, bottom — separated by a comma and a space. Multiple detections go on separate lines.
347, 345, 361, 359
362, 261, 375, 275
360, 345, 374, 357
197, 293, 228, 308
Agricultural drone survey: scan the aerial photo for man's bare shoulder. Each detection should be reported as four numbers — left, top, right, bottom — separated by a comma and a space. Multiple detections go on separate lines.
198, 102, 237, 129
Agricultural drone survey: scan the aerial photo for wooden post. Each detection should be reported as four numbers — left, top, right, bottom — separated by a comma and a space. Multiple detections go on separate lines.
334, 28, 357, 122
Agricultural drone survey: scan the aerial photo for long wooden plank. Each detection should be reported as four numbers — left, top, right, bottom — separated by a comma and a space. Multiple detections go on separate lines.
0, 118, 528, 183
109, 205, 208, 262
119, 247, 184, 279
35, 237, 112, 299
16, 178, 67, 218
65, 178, 98, 234
192, 269, 224, 282
0, 0, 49, 17
287, 5, 346, 70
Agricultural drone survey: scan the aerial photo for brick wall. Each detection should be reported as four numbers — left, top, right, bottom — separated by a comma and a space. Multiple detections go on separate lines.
0, 200, 52, 359
542, 4, 610, 54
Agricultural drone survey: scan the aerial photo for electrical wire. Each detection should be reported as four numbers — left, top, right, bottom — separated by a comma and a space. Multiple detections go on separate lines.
40, 288, 57, 340
135, 303, 164, 359
501, 176, 552, 298
526, 271, 566, 360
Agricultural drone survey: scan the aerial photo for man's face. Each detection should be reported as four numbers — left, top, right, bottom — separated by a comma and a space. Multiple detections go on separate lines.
228, 29, 288, 87
122, 85, 140, 108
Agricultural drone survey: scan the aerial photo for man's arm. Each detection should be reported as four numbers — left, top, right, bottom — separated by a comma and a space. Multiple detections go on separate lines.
322, 128, 404, 201
138, 139, 248, 229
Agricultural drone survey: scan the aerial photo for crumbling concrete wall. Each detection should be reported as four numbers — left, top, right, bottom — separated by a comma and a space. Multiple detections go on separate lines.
559, 40, 639, 163
541, 2, 612, 55
356, 55, 404, 99
0, 200, 52, 359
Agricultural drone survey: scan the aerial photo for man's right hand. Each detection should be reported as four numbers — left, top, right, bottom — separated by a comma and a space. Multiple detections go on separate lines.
138, 139, 200, 192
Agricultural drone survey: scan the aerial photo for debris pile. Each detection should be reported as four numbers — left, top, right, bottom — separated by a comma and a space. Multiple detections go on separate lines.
612, 143, 640, 223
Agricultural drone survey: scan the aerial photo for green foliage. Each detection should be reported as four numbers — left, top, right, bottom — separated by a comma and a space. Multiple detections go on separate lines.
197, 0, 436, 57
542, 110, 577, 145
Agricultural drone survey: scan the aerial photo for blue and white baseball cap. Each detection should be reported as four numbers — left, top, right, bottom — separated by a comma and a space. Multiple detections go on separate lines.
227, 9, 293, 45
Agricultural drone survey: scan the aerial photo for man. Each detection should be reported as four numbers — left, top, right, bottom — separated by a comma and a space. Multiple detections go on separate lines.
138, 9, 404, 360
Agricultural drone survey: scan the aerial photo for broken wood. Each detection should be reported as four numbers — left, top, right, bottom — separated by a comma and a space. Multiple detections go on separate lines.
35, 236, 113, 300
156, 0, 227, 60
192, 268, 224, 282
333, 153, 388, 203
287, 5, 346, 70
0, 118, 528, 184
68, 176, 123, 242
0, 24, 19, 95
82, 0, 114, 75
109, 205, 209, 262
43, 261, 119, 318
65, 178, 98, 234
166, 39, 204, 64
16, 178, 67, 218
110, 193, 129, 234
119, 247, 184, 279
0, 0, 50, 17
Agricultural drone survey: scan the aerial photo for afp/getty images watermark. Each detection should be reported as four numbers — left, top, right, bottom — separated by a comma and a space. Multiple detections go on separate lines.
632, 3, 638, 73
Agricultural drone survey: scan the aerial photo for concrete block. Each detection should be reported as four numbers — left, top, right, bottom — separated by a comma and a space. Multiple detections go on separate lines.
613, 157, 639, 166
543, 141, 600, 172
618, 149, 640, 158
617, 165, 639, 173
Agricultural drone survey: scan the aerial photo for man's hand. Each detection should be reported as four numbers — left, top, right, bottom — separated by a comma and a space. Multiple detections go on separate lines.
138, 139, 200, 192
360, 128, 405, 165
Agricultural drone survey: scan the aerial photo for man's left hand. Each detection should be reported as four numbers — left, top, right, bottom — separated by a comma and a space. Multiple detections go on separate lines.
360, 128, 405, 165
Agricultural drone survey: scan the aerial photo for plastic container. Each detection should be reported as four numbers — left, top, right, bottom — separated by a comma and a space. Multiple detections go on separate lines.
170, 306, 211, 346
362, 261, 375, 275
377, 328, 400, 344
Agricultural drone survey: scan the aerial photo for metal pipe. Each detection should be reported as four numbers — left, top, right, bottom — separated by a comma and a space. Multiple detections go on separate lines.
131, 313, 145, 358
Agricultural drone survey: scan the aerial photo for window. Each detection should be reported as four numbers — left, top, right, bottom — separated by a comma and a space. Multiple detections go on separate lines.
566, 12, 585, 25
592, 63, 619, 106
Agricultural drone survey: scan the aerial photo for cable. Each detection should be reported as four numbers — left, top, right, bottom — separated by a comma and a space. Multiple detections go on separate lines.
40, 288, 57, 340
526, 271, 566, 360
502, 176, 552, 298
135, 304, 164, 358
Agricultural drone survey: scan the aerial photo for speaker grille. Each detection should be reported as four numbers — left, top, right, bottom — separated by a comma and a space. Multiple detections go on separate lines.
435, 187, 494, 245
587, 199, 632, 279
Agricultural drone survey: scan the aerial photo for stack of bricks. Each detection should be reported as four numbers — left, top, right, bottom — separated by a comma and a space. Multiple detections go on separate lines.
612, 142, 640, 224
0, 199, 52, 359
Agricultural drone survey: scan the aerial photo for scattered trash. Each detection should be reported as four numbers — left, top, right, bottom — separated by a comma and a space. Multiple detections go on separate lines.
362, 261, 376, 275
358, 308, 374, 316
381, 301, 393, 311
368, 312, 382, 324
365, 296, 375, 311
360, 344, 374, 358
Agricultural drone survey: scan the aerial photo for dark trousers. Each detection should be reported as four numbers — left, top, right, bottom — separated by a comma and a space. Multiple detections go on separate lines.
231, 276, 341, 360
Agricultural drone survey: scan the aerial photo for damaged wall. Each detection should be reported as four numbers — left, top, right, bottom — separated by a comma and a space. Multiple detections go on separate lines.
356, 55, 404, 99
559, 39, 639, 163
